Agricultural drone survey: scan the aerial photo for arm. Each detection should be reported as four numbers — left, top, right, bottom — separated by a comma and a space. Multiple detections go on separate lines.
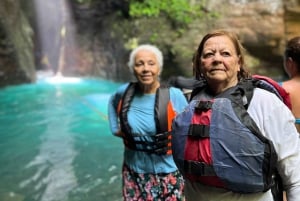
249, 89, 300, 201
107, 83, 128, 137
267, 110, 300, 201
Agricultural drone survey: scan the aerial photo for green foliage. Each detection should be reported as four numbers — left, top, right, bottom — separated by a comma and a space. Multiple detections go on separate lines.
129, 0, 206, 27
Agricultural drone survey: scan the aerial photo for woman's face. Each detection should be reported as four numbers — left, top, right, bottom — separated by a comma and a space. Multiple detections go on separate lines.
200, 35, 241, 90
133, 50, 160, 87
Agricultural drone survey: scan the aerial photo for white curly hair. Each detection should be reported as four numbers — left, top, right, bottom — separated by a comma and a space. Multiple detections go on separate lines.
127, 44, 163, 75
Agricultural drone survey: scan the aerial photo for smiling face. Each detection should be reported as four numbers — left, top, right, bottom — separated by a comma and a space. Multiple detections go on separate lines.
200, 35, 241, 93
133, 49, 160, 93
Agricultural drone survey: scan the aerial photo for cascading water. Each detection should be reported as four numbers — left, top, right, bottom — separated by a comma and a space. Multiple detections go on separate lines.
33, 0, 78, 76
0, 1, 126, 200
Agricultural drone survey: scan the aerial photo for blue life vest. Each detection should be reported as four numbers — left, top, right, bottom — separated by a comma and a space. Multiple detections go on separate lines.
172, 76, 290, 193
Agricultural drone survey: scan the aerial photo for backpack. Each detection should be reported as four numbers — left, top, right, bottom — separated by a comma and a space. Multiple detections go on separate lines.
172, 75, 290, 194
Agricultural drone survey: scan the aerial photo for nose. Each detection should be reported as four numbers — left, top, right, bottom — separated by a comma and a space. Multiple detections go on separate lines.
212, 53, 222, 63
142, 63, 151, 71
214, 53, 222, 60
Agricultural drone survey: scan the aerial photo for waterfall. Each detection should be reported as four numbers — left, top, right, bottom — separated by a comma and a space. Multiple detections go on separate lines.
33, 0, 79, 77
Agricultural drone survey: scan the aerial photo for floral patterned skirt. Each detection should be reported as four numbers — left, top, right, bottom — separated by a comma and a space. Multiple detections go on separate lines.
122, 164, 185, 201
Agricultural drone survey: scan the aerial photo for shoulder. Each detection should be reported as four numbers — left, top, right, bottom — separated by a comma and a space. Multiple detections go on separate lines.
168, 86, 188, 109
169, 86, 184, 94
248, 88, 296, 139
248, 88, 292, 123
115, 83, 130, 95
109, 83, 130, 104
168, 87, 187, 100
252, 88, 285, 106
282, 79, 300, 92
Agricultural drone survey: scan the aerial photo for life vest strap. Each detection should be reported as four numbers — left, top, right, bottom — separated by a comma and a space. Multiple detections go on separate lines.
154, 147, 171, 155
184, 160, 216, 176
119, 83, 174, 155
125, 132, 172, 155
154, 131, 170, 141
188, 124, 210, 138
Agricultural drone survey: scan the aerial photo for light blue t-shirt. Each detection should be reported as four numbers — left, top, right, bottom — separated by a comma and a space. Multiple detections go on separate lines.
108, 83, 188, 174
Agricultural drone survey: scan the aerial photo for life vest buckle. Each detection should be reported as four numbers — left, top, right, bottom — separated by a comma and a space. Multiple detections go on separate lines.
195, 100, 213, 111
184, 160, 216, 176
188, 125, 210, 138
154, 132, 170, 141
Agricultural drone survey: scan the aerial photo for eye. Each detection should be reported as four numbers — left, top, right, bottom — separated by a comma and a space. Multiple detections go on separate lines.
202, 52, 214, 59
135, 62, 143, 67
148, 61, 156, 66
221, 51, 231, 57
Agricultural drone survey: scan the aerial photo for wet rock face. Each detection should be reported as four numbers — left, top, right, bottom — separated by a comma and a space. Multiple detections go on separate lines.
71, 0, 299, 80
0, 0, 299, 86
0, 0, 35, 88
285, 1, 300, 40
206, 0, 300, 77
201, 0, 285, 75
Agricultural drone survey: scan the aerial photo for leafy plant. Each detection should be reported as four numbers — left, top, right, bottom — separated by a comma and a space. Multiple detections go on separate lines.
129, 0, 207, 27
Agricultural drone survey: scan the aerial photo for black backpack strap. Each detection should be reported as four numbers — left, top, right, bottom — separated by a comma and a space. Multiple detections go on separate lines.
119, 82, 141, 150
234, 78, 256, 109
271, 170, 283, 201
119, 82, 137, 135
155, 86, 170, 133
154, 86, 174, 155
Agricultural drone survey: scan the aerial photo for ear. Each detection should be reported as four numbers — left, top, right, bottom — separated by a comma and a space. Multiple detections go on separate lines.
286, 57, 295, 70
285, 57, 298, 76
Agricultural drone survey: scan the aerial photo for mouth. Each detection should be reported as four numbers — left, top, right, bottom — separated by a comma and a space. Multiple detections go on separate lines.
140, 75, 152, 80
210, 68, 225, 73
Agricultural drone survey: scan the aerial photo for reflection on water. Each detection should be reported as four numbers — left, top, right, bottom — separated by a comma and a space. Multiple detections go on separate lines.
0, 78, 123, 201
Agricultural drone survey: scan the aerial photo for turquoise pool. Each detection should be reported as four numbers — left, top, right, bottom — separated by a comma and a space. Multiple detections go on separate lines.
0, 77, 123, 201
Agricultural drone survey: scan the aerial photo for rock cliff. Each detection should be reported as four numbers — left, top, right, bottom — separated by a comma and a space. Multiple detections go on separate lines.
0, 0, 299, 87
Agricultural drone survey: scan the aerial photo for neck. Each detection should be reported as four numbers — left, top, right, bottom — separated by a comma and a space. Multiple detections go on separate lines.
138, 81, 160, 94
207, 80, 238, 96
291, 74, 300, 81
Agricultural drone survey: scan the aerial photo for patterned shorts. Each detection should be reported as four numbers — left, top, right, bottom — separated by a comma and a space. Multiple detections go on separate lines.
122, 164, 185, 201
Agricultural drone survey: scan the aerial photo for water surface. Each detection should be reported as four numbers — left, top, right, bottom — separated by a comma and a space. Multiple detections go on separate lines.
0, 77, 123, 201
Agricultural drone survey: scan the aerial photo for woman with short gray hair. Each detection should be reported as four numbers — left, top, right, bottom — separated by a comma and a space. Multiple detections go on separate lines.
108, 44, 187, 200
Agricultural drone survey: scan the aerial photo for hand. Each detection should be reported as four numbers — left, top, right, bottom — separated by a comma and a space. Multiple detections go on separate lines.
115, 130, 124, 138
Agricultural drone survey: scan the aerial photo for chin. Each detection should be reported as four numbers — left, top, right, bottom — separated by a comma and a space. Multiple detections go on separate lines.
139, 80, 154, 86
207, 75, 226, 82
